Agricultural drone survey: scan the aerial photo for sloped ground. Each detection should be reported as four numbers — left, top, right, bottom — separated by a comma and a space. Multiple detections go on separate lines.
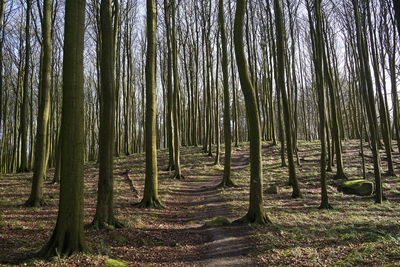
1, 141, 400, 266
0, 145, 255, 266
221, 141, 400, 266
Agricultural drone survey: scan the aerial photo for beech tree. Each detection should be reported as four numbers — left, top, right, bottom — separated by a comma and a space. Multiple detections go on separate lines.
19, 0, 32, 173
25, 0, 52, 207
218, 0, 234, 188
273, 0, 301, 198
38, 0, 88, 257
234, 0, 271, 225
90, 0, 124, 228
135, 0, 164, 208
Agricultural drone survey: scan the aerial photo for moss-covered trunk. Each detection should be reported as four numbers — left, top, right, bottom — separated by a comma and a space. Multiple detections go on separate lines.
234, 0, 271, 225
26, 0, 52, 207
273, 0, 301, 198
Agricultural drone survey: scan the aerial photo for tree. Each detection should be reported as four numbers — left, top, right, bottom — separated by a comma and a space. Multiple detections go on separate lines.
171, 0, 184, 180
135, 0, 164, 208
393, 0, 400, 39
218, 0, 234, 188
19, 0, 32, 173
307, 0, 333, 209
234, 0, 271, 225
0, 0, 4, 136
38, 0, 88, 257
352, 0, 383, 203
273, 0, 302, 198
163, 0, 175, 171
90, 0, 124, 228
25, 0, 52, 207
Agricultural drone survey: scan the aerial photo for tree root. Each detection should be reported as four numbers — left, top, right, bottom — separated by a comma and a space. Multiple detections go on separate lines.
171, 173, 185, 180
217, 179, 236, 188
24, 197, 46, 207
232, 210, 272, 225
163, 165, 175, 172
133, 198, 165, 209
86, 217, 125, 230
318, 203, 333, 210
333, 172, 348, 180
385, 171, 396, 177
37, 230, 88, 258
291, 191, 302, 199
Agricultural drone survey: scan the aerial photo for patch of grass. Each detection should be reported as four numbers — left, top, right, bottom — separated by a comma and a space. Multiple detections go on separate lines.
185, 220, 201, 225
105, 258, 128, 267
204, 217, 230, 227
111, 233, 128, 244
94, 240, 111, 256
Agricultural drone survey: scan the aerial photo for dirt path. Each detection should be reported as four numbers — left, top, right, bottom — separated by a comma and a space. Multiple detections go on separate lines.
162, 147, 257, 266
0, 146, 258, 266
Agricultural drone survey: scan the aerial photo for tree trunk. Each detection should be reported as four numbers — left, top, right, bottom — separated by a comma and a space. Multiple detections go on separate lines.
134, 0, 164, 208
233, 0, 271, 225
19, 0, 32, 173
218, 0, 234, 188
26, 0, 52, 207
39, 0, 88, 257
90, 0, 124, 228
274, 0, 301, 198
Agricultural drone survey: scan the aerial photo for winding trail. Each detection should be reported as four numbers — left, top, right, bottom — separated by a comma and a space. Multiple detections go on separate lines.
162, 147, 257, 266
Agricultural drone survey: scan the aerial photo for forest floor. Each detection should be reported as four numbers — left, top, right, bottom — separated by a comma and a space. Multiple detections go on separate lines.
1, 140, 400, 266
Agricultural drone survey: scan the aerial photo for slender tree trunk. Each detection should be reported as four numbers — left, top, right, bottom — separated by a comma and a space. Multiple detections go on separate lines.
19, 0, 32, 173
274, 0, 301, 198
90, 0, 124, 228
352, 0, 382, 204
218, 0, 234, 188
171, 0, 183, 179
233, 0, 271, 225
135, 0, 164, 208
0, 0, 4, 139
26, 0, 52, 207
306, 0, 332, 209
164, 0, 175, 171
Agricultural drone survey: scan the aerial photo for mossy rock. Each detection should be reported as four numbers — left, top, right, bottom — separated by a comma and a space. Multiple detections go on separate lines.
338, 180, 374, 196
105, 258, 128, 267
204, 217, 231, 227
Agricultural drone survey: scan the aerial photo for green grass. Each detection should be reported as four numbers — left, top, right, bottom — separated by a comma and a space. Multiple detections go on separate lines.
105, 258, 128, 267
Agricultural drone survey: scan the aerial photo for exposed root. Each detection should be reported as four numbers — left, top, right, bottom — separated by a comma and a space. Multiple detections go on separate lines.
385, 171, 396, 177
171, 173, 185, 180
37, 231, 88, 259
133, 198, 165, 209
24, 197, 46, 207
333, 172, 348, 180
232, 210, 272, 225
217, 179, 236, 188
163, 165, 175, 172
291, 191, 302, 199
318, 203, 334, 210
86, 217, 125, 230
